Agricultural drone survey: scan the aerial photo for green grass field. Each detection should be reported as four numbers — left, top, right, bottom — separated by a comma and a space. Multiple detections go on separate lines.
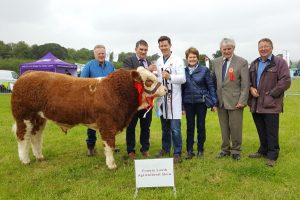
1, 79, 300, 200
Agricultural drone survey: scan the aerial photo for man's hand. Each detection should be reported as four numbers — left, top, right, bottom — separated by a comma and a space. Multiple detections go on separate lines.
250, 87, 259, 98
162, 71, 171, 80
148, 64, 157, 72
235, 103, 245, 109
211, 106, 217, 112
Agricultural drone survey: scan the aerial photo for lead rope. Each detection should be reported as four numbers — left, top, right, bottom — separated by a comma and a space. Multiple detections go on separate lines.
161, 68, 169, 119
170, 83, 173, 119
143, 96, 154, 118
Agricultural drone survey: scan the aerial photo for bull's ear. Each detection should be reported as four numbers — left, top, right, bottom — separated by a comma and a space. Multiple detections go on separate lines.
131, 71, 142, 82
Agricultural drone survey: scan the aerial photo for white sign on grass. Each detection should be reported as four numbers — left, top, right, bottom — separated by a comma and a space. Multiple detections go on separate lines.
135, 158, 174, 188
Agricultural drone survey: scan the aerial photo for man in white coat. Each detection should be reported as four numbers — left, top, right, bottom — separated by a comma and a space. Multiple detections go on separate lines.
155, 36, 186, 163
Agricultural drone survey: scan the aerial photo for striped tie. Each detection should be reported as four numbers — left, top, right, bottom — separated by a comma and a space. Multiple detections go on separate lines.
222, 58, 228, 81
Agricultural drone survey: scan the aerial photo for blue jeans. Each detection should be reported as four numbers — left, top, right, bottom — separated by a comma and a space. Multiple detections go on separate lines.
160, 117, 182, 155
86, 128, 97, 145
184, 103, 207, 153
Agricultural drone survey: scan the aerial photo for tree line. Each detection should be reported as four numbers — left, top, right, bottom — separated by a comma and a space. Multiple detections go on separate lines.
0, 40, 94, 61
0, 40, 221, 73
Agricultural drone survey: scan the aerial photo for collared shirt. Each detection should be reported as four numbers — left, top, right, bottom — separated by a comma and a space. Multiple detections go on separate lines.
257, 54, 272, 86
188, 64, 198, 75
222, 55, 233, 77
136, 56, 148, 68
80, 59, 115, 78
163, 56, 170, 64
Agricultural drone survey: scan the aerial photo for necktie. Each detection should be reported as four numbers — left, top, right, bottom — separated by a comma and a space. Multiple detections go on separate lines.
139, 59, 145, 67
222, 58, 228, 81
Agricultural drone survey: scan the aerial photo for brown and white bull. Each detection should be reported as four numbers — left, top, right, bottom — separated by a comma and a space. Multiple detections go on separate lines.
11, 67, 166, 169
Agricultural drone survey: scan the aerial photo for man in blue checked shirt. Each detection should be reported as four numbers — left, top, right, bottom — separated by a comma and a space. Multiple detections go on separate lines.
80, 44, 115, 156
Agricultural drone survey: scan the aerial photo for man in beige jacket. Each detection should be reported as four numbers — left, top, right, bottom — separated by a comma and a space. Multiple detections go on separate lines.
211, 38, 249, 160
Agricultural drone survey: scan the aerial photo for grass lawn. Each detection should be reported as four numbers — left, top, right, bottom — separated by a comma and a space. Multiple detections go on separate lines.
0, 79, 300, 200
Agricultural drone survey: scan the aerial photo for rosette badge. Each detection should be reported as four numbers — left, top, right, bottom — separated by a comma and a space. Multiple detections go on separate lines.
229, 68, 234, 81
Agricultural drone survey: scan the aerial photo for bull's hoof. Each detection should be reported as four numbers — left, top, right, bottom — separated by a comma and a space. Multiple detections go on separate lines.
21, 159, 31, 165
36, 156, 45, 162
107, 163, 117, 170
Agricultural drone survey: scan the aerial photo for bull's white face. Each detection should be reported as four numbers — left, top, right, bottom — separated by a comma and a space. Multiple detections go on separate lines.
136, 67, 167, 110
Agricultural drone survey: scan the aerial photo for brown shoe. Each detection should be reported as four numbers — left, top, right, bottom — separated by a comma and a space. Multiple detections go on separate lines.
128, 152, 136, 160
249, 152, 265, 158
142, 151, 150, 158
173, 154, 182, 164
155, 149, 170, 158
266, 159, 276, 167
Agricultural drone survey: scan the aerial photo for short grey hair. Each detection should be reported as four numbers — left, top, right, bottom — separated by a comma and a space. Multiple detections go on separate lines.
94, 44, 106, 50
135, 40, 148, 48
220, 38, 235, 49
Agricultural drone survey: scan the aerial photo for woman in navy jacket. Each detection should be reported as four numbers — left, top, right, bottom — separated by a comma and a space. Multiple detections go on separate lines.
182, 47, 218, 159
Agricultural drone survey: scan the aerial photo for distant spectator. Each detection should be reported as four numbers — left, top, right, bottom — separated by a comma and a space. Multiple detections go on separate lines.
293, 70, 298, 76
65, 69, 72, 75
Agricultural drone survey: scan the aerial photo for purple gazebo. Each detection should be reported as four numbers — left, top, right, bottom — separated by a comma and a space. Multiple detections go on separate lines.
20, 52, 77, 76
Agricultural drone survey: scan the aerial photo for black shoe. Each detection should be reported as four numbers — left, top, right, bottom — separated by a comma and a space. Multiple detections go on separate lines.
266, 159, 276, 167
114, 147, 120, 153
87, 144, 96, 157
216, 151, 230, 159
155, 149, 170, 158
185, 152, 195, 160
232, 154, 241, 160
197, 151, 204, 159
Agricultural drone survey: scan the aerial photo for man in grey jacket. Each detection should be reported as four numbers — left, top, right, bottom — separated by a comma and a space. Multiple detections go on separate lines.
212, 38, 249, 160
248, 38, 291, 167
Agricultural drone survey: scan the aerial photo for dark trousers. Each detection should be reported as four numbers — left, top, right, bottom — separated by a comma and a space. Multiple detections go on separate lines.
126, 108, 152, 154
252, 113, 280, 160
86, 128, 97, 145
184, 103, 207, 153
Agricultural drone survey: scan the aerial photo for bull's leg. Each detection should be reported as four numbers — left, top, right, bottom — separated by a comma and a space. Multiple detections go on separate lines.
31, 118, 46, 161
100, 131, 117, 169
103, 140, 117, 169
13, 120, 32, 164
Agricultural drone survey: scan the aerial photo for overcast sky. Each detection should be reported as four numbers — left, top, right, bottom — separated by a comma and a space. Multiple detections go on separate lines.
1, 0, 299, 62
